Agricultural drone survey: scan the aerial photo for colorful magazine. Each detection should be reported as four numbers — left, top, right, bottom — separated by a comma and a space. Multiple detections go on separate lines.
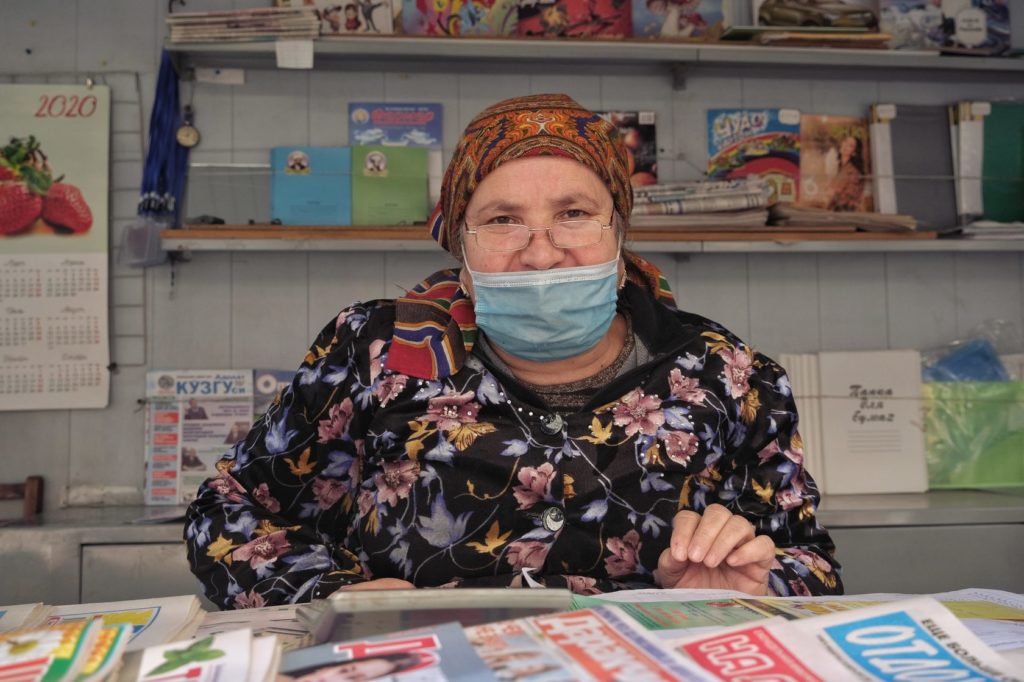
349, 103, 443, 205
279, 621, 496, 681
402, 0, 518, 35
632, 0, 724, 39
270, 147, 352, 226
798, 114, 873, 212
597, 111, 657, 187
351, 145, 429, 225
707, 108, 801, 204
275, 0, 398, 34
516, 0, 632, 37
0, 620, 99, 682
881, 0, 1010, 53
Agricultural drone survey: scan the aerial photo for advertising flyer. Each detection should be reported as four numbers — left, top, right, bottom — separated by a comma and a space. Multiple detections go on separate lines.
0, 84, 111, 410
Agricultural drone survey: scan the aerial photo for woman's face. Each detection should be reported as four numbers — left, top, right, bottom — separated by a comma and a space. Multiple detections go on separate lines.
461, 156, 618, 275
839, 136, 857, 160
296, 657, 399, 682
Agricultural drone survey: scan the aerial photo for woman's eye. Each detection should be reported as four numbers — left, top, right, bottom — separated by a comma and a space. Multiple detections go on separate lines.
563, 209, 588, 219
489, 216, 515, 225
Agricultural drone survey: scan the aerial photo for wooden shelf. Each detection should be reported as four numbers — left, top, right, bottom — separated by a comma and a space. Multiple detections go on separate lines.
160, 226, 1024, 254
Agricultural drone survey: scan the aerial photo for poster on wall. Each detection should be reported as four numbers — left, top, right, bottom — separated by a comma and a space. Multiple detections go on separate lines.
0, 84, 111, 410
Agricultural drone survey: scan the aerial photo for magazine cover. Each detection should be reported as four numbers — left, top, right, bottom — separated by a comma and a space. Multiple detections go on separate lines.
707, 108, 801, 204
798, 114, 873, 212
754, 0, 879, 29
270, 147, 352, 226
516, 0, 632, 37
144, 370, 254, 505
275, 0, 398, 35
632, 0, 724, 39
402, 0, 518, 35
351, 145, 429, 225
881, 0, 1010, 52
596, 111, 657, 186
279, 621, 497, 681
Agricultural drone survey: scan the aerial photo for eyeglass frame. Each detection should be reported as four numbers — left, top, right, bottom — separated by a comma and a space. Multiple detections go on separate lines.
462, 217, 616, 253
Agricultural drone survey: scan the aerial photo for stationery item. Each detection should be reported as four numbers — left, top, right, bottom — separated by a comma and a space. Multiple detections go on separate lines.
982, 101, 1024, 223
871, 104, 958, 232
632, 0, 725, 39
923, 381, 1024, 489
797, 114, 873, 212
707, 108, 801, 205
517, 0, 632, 37
350, 145, 429, 225
817, 350, 928, 495
270, 147, 351, 226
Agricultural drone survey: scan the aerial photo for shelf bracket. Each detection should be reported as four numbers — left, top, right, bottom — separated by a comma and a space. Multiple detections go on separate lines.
671, 63, 688, 91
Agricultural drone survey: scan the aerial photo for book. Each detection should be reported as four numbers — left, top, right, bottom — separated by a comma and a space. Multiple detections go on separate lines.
0, 619, 103, 682
596, 111, 657, 187
871, 103, 958, 232
348, 102, 443, 204
281, 621, 496, 681
276, 0, 399, 35
817, 350, 928, 495
350, 145, 429, 225
707, 107, 801, 205
981, 101, 1024, 223
402, 0, 518, 35
270, 147, 352, 226
798, 114, 874, 212
632, 0, 725, 39
754, 0, 879, 29
517, 0, 632, 37
134, 629, 256, 682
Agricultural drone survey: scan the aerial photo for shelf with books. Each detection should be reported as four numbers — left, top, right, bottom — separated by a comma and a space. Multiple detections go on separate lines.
159, 226, 1024, 254
165, 37, 1024, 80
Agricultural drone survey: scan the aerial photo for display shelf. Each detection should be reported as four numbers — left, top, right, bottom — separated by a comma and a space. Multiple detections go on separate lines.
160, 226, 1024, 254
165, 37, 1024, 78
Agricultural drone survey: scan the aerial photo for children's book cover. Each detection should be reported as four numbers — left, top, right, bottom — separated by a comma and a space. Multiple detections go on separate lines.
798, 114, 873, 212
596, 111, 658, 186
755, 0, 879, 29
707, 108, 801, 204
276, 0, 398, 34
402, 0, 518, 35
349, 103, 443, 205
351, 145, 429, 225
270, 147, 352, 226
632, 0, 724, 39
517, 0, 632, 37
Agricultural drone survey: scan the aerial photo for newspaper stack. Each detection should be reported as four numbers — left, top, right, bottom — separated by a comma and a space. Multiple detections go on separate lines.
166, 8, 319, 43
631, 178, 770, 230
770, 204, 919, 232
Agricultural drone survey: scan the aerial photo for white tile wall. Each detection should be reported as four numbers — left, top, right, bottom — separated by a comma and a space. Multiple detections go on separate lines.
1, 0, 1023, 507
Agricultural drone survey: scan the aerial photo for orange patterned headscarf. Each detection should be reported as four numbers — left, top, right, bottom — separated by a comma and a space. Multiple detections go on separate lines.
429, 93, 633, 254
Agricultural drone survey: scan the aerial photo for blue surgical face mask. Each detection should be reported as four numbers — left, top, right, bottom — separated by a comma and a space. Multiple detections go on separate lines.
465, 256, 620, 362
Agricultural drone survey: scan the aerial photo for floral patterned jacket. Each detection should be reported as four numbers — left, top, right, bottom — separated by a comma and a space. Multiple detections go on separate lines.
184, 280, 842, 609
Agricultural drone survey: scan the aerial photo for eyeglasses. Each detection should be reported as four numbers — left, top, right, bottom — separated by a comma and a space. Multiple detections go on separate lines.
464, 219, 614, 253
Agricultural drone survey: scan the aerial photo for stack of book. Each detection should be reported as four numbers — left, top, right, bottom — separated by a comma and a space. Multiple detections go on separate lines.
166, 8, 319, 43
769, 204, 917, 233
630, 178, 770, 229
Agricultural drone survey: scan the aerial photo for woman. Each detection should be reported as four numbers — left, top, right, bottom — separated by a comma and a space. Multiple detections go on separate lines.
826, 134, 867, 212
185, 94, 841, 608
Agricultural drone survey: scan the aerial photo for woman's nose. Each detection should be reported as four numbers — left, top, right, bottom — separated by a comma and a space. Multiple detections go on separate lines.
517, 228, 565, 270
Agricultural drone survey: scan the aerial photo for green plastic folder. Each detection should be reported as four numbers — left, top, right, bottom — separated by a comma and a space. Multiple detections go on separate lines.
351, 145, 429, 226
924, 381, 1024, 488
982, 103, 1024, 223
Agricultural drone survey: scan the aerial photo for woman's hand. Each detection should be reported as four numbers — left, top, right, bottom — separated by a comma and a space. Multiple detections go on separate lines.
653, 504, 775, 595
337, 578, 415, 592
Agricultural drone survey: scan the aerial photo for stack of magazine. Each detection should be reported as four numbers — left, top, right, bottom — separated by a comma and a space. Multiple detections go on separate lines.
166, 8, 319, 43
5, 588, 1023, 680
630, 178, 771, 230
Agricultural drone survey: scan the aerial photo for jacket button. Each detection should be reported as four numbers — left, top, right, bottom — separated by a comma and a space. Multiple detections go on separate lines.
540, 414, 563, 435
541, 506, 564, 532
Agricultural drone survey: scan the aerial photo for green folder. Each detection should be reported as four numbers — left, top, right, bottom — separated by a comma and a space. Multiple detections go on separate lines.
351, 145, 429, 226
982, 102, 1024, 223
923, 381, 1024, 488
